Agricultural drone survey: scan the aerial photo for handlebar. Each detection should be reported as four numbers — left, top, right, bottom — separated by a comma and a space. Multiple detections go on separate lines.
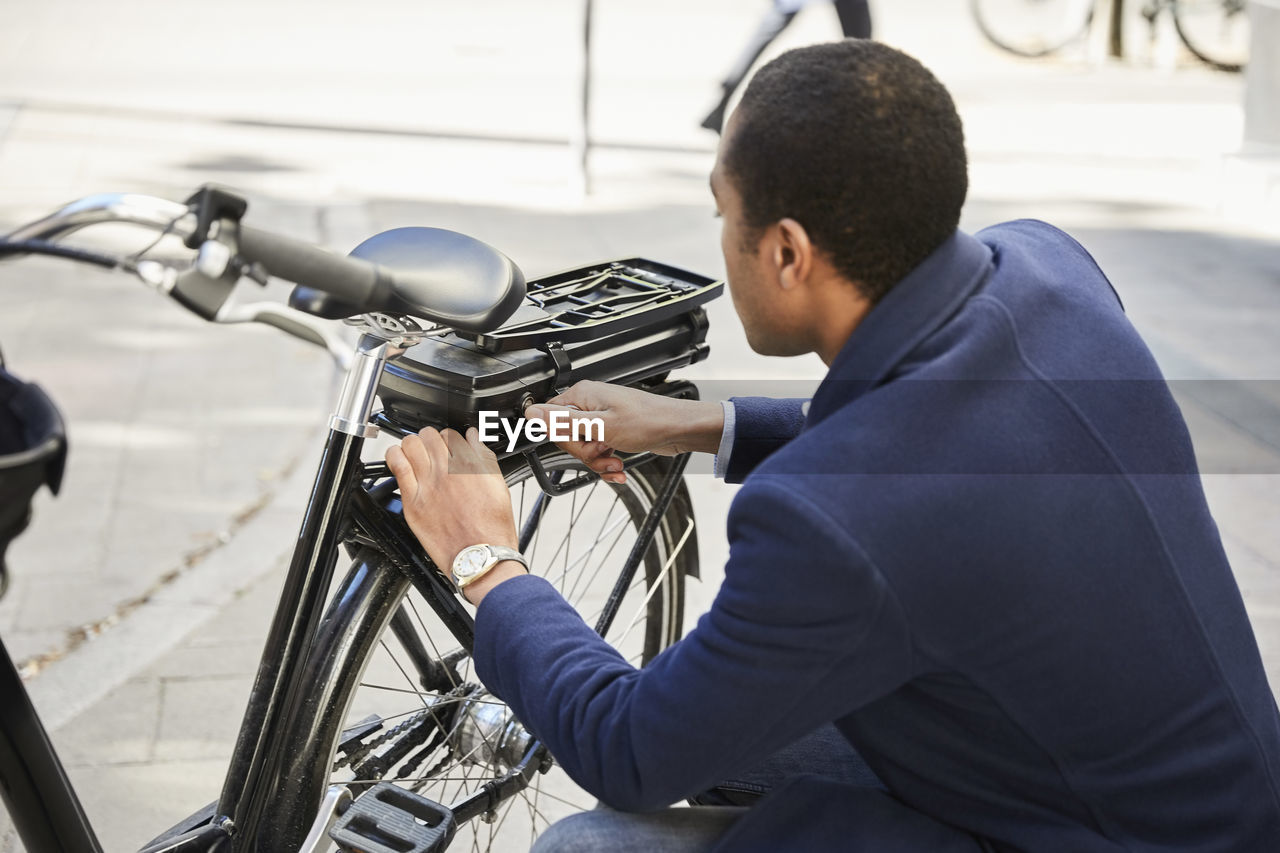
5, 193, 193, 244
3, 186, 525, 336
1, 185, 528, 362
2, 192, 392, 313
236, 225, 394, 316
0, 192, 355, 365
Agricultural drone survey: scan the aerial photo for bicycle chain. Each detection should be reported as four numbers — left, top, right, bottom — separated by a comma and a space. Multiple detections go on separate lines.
395, 728, 448, 782
332, 683, 474, 790
333, 709, 428, 774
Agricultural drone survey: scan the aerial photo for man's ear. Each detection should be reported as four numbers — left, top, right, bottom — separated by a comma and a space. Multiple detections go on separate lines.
772, 218, 813, 291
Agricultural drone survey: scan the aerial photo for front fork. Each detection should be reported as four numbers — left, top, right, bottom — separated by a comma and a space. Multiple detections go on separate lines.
208, 332, 402, 851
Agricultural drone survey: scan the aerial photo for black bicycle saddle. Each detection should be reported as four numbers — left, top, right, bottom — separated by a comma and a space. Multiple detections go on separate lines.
289, 227, 526, 332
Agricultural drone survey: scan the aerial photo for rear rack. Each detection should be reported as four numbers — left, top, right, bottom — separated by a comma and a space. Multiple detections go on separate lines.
455, 259, 722, 353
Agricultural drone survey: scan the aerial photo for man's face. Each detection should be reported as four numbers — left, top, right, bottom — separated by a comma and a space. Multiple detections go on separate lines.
710, 148, 781, 356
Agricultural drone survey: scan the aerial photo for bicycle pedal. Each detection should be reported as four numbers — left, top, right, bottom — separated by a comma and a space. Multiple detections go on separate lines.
330, 782, 456, 853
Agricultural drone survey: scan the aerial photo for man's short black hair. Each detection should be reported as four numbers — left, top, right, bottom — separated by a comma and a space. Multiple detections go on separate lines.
723, 40, 968, 303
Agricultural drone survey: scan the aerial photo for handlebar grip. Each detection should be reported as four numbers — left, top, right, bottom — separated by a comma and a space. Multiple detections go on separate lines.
237, 225, 394, 312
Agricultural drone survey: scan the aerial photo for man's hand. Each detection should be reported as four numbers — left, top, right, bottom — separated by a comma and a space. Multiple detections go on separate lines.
385, 427, 524, 605
524, 381, 725, 485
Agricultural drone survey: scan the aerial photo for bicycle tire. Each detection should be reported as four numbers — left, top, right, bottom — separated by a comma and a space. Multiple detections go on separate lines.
262, 449, 697, 851
1173, 0, 1248, 72
970, 0, 1094, 58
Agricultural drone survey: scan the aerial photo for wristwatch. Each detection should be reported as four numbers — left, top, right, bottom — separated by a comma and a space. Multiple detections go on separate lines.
451, 544, 529, 592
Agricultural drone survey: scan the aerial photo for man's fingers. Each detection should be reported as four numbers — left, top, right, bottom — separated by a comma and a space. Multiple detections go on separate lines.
524, 404, 613, 460
584, 451, 624, 475
401, 432, 432, 476
467, 427, 498, 462
385, 444, 419, 496
581, 444, 623, 473
521, 427, 620, 472
524, 392, 622, 479
418, 427, 449, 464
442, 428, 470, 460
524, 403, 603, 427
545, 380, 599, 411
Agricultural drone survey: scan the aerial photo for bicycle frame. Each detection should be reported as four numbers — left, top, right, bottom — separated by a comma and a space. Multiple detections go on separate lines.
145, 328, 693, 852
0, 334, 690, 853
0, 635, 104, 852
1, 194, 699, 853
213, 334, 404, 849
128, 327, 472, 851
0, 331, 401, 853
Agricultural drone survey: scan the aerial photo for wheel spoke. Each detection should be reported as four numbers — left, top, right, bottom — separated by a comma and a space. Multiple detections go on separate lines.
537, 481, 599, 586
569, 511, 635, 611
580, 573, 648, 629
312, 452, 690, 851
380, 639, 431, 710
546, 515, 632, 604
564, 491, 624, 602
513, 784, 595, 813
409, 597, 462, 693
352, 686, 510, 712
527, 494, 547, 567
612, 517, 695, 648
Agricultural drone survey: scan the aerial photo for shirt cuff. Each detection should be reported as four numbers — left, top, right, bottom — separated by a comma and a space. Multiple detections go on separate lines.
712, 400, 736, 480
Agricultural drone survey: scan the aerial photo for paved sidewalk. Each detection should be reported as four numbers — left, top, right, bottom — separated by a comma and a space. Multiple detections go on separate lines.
0, 1, 1276, 850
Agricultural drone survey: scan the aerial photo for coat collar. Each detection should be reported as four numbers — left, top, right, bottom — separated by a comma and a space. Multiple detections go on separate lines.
806, 229, 994, 427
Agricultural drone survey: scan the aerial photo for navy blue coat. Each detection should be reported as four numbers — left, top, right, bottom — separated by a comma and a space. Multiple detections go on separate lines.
475, 222, 1280, 851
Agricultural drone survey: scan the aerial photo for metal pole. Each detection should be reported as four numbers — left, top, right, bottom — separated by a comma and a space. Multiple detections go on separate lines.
1109, 0, 1125, 58
1088, 0, 1118, 64
1244, 0, 1280, 151
1223, 2, 1280, 233
570, 0, 594, 197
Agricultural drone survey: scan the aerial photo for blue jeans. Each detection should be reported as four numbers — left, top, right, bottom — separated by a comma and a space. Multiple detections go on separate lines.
531, 724, 882, 853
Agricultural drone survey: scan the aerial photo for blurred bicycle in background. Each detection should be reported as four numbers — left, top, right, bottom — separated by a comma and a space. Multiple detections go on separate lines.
971, 0, 1249, 71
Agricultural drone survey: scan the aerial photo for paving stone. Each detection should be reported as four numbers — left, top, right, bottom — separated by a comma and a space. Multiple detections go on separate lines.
55, 677, 162, 766
152, 673, 254, 763
15, 574, 121, 633
146, 639, 266, 682
67, 758, 229, 853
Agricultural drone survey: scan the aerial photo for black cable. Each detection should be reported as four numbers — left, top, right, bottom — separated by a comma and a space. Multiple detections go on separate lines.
0, 239, 122, 270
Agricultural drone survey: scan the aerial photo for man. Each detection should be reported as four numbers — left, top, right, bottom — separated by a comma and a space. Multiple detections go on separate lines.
385, 40, 1280, 851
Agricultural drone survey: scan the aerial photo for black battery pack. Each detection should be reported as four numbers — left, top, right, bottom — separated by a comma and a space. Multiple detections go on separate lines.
375, 258, 722, 438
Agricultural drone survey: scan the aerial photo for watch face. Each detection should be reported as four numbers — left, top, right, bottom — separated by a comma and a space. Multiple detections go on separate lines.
455, 546, 491, 579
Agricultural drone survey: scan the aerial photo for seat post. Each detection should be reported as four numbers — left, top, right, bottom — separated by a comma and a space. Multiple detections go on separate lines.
330, 332, 405, 439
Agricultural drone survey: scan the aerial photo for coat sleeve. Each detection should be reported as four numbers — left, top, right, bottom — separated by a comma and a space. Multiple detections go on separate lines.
471, 479, 914, 812
723, 397, 808, 484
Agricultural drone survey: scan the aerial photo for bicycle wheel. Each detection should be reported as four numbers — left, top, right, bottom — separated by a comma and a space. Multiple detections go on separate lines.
1174, 0, 1248, 72
263, 449, 697, 852
971, 0, 1094, 57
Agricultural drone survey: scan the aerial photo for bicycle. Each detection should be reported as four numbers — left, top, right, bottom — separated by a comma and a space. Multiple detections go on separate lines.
970, 0, 1250, 72
0, 184, 722, 853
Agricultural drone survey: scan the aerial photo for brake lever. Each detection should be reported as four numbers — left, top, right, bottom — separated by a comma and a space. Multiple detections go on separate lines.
217, 301, 354, 370
127, 255, 353, 369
